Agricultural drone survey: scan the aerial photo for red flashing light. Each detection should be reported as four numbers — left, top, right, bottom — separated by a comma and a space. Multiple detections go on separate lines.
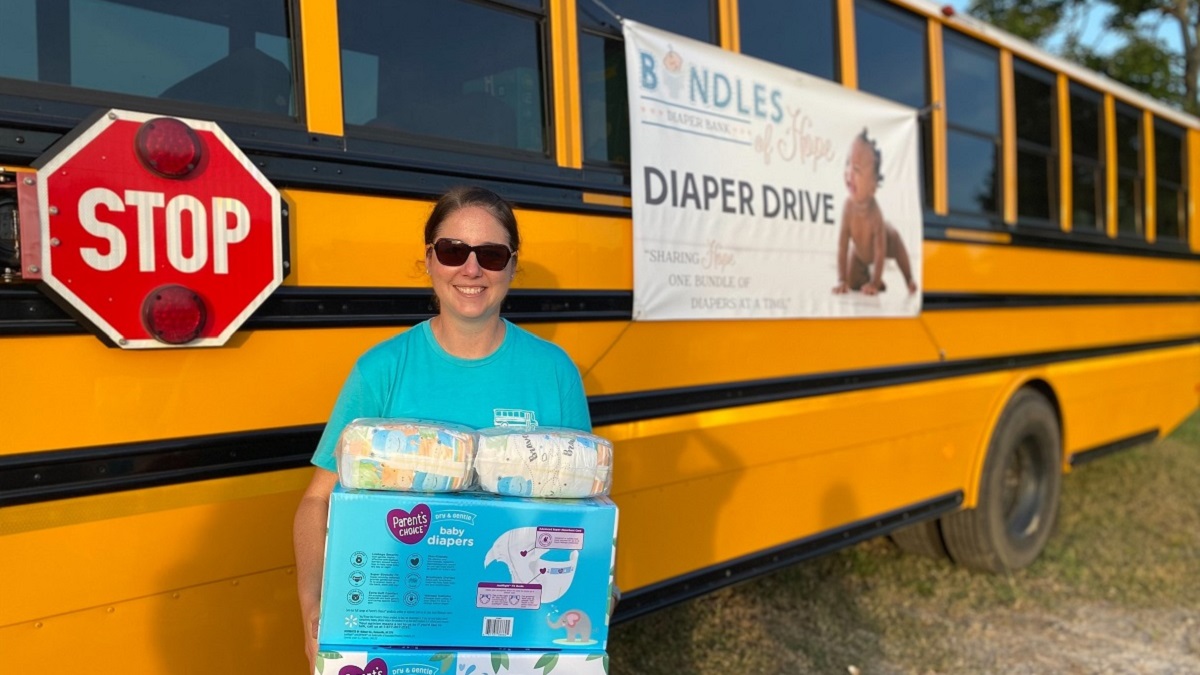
142, 285, 207, 344
941, 5, 956, 17
135, 117, 203, 178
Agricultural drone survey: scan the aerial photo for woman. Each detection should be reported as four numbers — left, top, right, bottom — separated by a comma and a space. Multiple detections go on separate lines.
292, 186, 592, 667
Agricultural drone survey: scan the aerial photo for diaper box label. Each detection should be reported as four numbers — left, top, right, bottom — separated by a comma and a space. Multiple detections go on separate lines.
319, 487, 618, 650
314, 648, 609, 675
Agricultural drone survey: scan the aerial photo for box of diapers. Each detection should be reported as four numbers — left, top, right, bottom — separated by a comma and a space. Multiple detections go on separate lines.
319, 485, 618, 650
313, 648, 608, 675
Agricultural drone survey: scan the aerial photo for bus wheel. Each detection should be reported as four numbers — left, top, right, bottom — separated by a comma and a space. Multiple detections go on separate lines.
890, 519, 949, 560
941, 389, 1062, 572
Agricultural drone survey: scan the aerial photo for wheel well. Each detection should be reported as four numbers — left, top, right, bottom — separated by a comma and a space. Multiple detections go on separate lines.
961, 378, 1064, 510
1022, 378, 1063, 454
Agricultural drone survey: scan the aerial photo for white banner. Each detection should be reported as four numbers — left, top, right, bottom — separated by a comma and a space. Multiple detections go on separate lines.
625, 20, 923, 320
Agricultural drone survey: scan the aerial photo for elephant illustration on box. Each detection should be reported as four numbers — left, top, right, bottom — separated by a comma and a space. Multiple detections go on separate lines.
546, 608, 593, 644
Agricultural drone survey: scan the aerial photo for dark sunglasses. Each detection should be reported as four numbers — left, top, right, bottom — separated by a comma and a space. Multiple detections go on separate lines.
429, 238, 514, 272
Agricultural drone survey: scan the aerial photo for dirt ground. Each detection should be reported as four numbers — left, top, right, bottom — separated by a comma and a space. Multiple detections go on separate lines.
609, 416, 1200, 674
912, 604, 1200, 675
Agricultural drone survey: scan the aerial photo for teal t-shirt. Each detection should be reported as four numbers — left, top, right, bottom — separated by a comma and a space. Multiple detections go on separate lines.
311, 319, 592, 472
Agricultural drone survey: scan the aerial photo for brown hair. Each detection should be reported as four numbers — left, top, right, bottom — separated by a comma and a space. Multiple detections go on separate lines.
423, 186, 520, 252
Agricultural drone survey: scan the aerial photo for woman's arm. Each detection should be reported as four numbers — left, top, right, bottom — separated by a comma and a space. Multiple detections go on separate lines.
293, 467, 339, 672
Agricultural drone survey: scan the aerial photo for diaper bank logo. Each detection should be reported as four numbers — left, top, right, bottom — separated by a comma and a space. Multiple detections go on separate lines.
387, 503, 431, 544
637, 43, 784, 124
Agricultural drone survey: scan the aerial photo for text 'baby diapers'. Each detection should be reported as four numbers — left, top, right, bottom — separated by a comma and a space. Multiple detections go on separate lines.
336, 418, 477, 492
318, 486, 618, 651
475, 427, 613, 498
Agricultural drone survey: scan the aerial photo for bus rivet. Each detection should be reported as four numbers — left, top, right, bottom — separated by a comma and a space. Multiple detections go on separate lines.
48, 206, 58, 215
28, 265, 39, 273
50, 238, 61, 247
23, 176, 33, 185
118, 338, 128, 346
107, 112, 117, 120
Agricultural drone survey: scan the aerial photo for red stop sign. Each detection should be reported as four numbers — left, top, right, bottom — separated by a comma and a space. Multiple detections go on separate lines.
34, 109, 282, 348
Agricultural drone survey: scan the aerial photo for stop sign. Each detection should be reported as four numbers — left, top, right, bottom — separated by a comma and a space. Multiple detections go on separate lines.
33, 109, 282, 348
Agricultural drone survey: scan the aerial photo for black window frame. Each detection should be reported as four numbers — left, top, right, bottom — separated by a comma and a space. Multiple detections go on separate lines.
1013, 58, 1059, 229
0, 0, 303, 128
942, 29, 1001, 224
337, 0, 555, 161
1113, 100, 1144, 239
738, 0, 839, 82
1152, 117, 1189, 245
1067, 82, 1106, 235
576, 0, 719, 167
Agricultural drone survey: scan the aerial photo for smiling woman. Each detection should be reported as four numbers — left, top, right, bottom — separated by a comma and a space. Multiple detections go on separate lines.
292, 185, 592, 672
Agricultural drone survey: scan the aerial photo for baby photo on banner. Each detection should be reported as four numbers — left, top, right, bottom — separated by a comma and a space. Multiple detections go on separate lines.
623, 20, 923, 321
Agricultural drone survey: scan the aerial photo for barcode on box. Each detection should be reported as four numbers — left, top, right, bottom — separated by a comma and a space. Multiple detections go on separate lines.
483, 617, 513, 637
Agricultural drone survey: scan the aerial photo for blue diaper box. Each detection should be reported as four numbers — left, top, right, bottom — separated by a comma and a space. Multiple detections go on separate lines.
319, 486, 618, 650
313, 649, 609, 675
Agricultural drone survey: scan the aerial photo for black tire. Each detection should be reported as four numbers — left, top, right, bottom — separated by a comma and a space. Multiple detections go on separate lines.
890, 519, 950, 560
941, 388, 1062, 572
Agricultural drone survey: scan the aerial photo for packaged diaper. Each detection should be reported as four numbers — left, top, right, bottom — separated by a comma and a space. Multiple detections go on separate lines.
335, 418, 477, 492
475, 427, 613, 498
314, 648, 609, 675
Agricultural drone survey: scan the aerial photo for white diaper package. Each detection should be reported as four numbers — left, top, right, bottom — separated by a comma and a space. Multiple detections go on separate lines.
474, 427, 613, 498
335, 418, 477, 492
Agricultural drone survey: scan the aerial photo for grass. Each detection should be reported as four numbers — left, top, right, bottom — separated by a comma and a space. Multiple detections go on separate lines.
608, 411, 1200, 674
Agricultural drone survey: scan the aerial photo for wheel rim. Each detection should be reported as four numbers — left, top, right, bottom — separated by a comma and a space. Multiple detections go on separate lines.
1000, 432, 1046, 542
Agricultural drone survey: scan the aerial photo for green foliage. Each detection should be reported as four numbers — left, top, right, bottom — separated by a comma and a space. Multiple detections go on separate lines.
967, 0, 1200, 111
1070, 35, 1186, 105
968, 0, 1072, 42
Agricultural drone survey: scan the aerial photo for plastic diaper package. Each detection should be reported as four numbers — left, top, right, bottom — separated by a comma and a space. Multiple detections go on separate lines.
335, 418, 477, 492
474, 427, 613, 498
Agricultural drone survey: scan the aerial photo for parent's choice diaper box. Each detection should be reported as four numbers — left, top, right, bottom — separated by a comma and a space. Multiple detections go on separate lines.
319, 486, 618, 650
314, 649, 608, 675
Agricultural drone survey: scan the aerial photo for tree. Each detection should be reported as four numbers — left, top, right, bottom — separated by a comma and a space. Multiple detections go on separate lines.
968, 0, 1200, 113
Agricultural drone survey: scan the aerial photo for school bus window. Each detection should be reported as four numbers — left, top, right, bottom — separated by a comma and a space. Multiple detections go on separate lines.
1014, 58, 1058, 226
1069, 83, 1105, 232
1, 0, 37, 80
1114, 102, 1144, 237
853, 0, 931, 207
1154, 119, 1188, 242
339, 0, 549, 154
739, 0, 838, 82
0, 0, 295, 118
854, 0, 925, 109
578, 0, 717, 164
943, 31, 1000, 219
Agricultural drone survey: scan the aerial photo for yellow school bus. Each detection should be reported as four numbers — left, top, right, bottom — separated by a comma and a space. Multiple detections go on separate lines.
1, 0, 1197, 672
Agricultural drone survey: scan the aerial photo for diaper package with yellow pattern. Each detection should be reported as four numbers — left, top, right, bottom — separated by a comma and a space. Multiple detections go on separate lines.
335, 418, 477, 492
474, 427, 613, 498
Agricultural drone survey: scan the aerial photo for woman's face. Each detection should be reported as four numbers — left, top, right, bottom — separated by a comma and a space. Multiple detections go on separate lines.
426, 205, 514, 325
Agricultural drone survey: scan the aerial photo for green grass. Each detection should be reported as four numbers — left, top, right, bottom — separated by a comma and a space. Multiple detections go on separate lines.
609, 411, 1200, 674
